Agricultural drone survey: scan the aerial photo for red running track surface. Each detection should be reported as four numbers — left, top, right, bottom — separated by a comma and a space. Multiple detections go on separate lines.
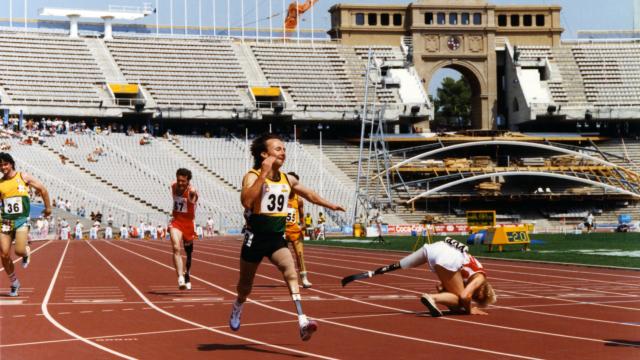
1, 238, 639, 359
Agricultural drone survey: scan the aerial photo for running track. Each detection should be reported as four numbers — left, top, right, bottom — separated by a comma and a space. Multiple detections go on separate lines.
1, 238, 639, 359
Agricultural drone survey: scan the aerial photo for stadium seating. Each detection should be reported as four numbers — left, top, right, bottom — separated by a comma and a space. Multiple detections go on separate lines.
0, 31, 105, 105
105, 36, 247, 108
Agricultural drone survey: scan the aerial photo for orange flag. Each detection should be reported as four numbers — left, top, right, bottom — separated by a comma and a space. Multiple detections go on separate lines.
284, 0, 319, 31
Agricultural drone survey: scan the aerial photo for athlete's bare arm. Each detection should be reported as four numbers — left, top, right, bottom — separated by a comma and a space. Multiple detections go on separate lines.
459, 273, 486, 314
287, 175, 345, 212
298, 197, 305, 229
22, 172, 52, 217
240, 156, 275, 209
188, 186, 199, 203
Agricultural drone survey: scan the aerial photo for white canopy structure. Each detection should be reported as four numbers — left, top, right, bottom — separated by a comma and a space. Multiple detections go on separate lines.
39, 4, 154, 39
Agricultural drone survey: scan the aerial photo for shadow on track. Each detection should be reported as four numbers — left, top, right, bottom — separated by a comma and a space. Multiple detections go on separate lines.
197, 343, 306, 357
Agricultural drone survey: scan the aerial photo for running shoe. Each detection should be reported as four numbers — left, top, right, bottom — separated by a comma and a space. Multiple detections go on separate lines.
9, 279, 20, 297
229, 301, 243, 331
22, 246, 30, 269
299, 318, 318, 341
178, 275, 187, 290
420, 294, 443, 317
184, 272, 191, 290
301, 278, 313, 289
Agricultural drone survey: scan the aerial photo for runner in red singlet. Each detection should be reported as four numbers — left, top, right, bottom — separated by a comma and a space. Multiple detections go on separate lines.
169, 168, 198, 290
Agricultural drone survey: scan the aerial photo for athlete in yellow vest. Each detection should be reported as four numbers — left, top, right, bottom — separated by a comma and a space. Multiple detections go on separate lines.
285, 172, 312, 288
230, 133, 345, 341
0, 153, 51, 297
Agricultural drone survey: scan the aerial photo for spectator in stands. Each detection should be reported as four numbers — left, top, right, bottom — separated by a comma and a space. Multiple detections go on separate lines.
104, 225, 113, 239
60, 219, 70, 240
65, 199, 71, 212
90, 211, 96, 221
41, 217, 49, 238
89, 221, 99, 240
74, 220, 83, 240
205, 217, 215, 237
120, 224, 128, 239
316, 212, 326, 241
304, 213, 314, 240
95, 211, 102, 223
79, 206, 86, 218
157, 224, 166, 240
107, 213, 113, 227
87, 153, 98, 162
585, 212, 595, 233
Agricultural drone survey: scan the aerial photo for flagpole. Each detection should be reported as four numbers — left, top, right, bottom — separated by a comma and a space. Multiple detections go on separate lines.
269, 0, 272, 42
227, 0, 231, 38
155, 0, 159, 35
241, 0, 245, 41
184, 0, 188, 35
213, 0, 216, 36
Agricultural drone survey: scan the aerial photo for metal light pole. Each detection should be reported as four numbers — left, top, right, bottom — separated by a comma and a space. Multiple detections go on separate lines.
318, 123, 323, 197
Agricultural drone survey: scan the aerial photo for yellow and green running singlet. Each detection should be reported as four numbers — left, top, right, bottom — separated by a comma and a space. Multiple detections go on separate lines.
0, 172, 30, 220
247, 169, 291, 233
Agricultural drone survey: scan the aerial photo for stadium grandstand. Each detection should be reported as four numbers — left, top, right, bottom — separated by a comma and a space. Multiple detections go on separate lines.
0, 0, 639, 236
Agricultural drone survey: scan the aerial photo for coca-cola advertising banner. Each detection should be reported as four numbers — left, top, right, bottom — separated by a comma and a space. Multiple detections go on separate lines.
387, 224, 470, 234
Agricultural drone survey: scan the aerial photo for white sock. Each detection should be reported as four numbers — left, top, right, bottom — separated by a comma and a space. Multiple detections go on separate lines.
298, 314, 308, 326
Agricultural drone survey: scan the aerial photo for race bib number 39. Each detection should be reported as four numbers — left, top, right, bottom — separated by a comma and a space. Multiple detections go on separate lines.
4, 197, 23, 215
260, 184, 289, 214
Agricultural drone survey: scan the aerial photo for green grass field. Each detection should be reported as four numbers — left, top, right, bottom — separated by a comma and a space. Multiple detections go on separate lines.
312, 233, 640, 269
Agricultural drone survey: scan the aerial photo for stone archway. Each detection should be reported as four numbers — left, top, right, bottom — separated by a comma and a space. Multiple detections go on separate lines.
415, 56, 495, 130
425, 60, 487, 129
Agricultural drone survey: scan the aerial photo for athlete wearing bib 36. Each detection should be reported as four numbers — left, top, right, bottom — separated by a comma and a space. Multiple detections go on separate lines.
0, 153, 51, 297
169, 168, 199, 291
285, 172, 312, 288
230, 133, 345, 341
341, 237, 496, 316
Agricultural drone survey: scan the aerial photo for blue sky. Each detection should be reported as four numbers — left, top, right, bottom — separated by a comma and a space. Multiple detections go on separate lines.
3, 0, 634, 37
2, 0, 635, 93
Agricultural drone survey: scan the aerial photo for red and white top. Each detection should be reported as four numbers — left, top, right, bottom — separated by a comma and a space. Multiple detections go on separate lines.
171, 182, 197, 222
460, 254, 486, 281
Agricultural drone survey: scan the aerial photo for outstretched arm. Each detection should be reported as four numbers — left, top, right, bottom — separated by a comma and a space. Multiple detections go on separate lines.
288, 174, 345, 211
23, 172, 52, 217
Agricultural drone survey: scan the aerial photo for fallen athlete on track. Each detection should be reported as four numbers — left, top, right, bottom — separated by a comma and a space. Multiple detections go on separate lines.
342, 237, 496, 316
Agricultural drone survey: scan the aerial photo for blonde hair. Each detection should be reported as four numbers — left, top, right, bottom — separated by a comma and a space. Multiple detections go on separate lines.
473, 281, 497, 307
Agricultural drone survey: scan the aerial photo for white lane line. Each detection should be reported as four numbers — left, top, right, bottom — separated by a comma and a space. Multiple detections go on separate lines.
40, 240, 136, 360
0, 300, 24, 305
89, 241, 338, 360
208, 241, 640, 286
145, 240, 640, 331
175, 241, 640, 314
1, 311, 405, 349
122, 241, 541, 360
